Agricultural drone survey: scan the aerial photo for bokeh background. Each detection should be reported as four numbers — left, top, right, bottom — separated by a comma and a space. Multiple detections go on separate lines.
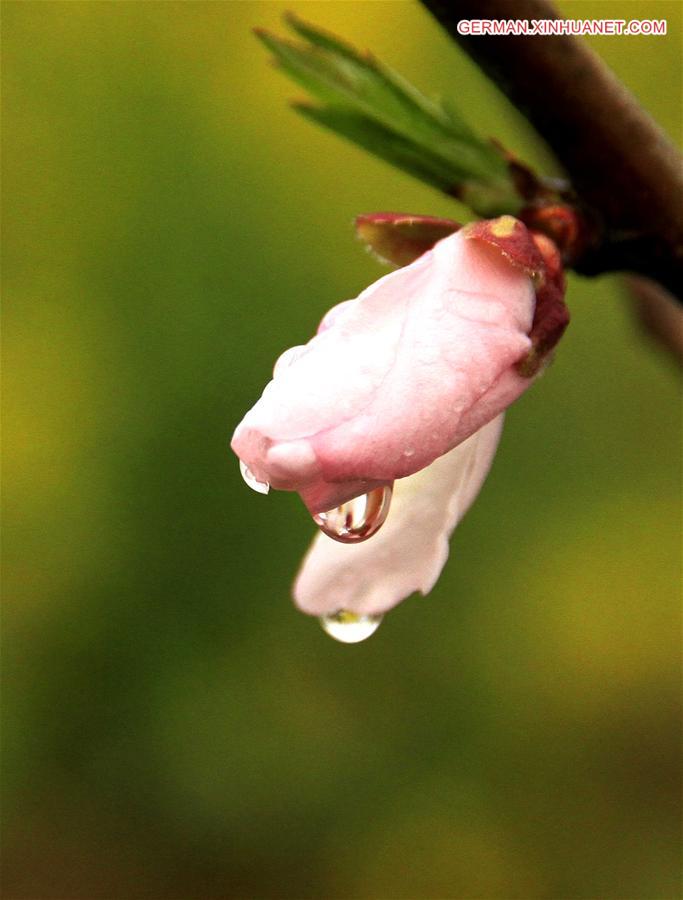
3, 2, 681, 898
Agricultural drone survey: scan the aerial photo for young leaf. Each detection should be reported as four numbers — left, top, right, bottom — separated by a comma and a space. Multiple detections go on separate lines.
283, 13, 473, 140
256, 16, 523, 217
293, 103, 459, 193
295, 103, 521, 217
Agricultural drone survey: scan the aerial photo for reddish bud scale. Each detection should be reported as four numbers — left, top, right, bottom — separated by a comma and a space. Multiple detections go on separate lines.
461, 215, 545, 281
521, 233, 569, 376
520, 203, 586, 265
463, 216, 569, 377
355, 213, 460, 268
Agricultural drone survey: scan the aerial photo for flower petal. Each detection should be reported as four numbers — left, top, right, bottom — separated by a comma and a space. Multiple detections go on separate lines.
232, 229, 533, 513
293, 413, 504, 616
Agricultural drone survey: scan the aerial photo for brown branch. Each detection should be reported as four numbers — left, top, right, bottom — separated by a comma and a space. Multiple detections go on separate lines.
625, 276, 683, 365
420, 0, 683, 301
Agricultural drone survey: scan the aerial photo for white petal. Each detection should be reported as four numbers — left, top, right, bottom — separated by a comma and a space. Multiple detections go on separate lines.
293, 413, 504, 617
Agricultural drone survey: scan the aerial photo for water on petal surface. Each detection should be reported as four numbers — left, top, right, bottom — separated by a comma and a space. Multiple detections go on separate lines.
313, 485, 392, 543
239, 459, 270, 495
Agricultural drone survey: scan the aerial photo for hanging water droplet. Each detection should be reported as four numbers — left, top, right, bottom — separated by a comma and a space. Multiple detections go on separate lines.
239, 459, 270, 495
320, 610, 383, 643
313, 484, 392, 543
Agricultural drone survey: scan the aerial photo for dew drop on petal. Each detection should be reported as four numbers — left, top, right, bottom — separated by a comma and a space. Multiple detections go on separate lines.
239, 459, 270, 494
313, 484, 392, 543
319, 610, 383, 643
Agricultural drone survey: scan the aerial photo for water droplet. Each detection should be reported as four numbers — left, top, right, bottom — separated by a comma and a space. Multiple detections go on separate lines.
239, 460, 270, 495
313, 485, 392, 543
319, 610, 383, 643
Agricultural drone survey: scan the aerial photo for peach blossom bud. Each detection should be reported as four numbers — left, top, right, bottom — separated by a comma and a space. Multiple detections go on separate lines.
232, 219, 562, 515
231, 217, 569, 618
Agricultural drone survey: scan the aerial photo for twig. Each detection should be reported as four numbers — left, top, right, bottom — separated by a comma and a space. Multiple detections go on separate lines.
420, 0, 683, 301
625, 276, 683, 366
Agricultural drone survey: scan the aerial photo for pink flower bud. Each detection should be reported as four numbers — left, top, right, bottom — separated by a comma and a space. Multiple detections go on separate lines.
231, 216, 568, 618
233, 219, 562, 507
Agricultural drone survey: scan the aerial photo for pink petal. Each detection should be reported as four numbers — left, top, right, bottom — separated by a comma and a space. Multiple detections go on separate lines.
232, 229, 534, 513
293, 414, 504, 617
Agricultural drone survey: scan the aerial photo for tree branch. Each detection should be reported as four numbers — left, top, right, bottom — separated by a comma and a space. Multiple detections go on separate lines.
420, 0, 683, 300
625, 276, 683, 365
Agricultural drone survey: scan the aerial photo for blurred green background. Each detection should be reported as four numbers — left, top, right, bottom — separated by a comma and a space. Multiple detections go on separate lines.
2, 2, 681, 898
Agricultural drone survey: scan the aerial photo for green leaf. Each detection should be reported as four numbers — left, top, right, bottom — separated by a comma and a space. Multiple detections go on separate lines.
283, 13, 473, 140
256, 16, 523, 217
257, 30, 452, 151
282, 11, 362, 62
293, 103, 457, 193
295, 104, 521, 217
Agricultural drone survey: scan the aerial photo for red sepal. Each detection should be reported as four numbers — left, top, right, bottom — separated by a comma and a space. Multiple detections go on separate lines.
355, 213, 460, 268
